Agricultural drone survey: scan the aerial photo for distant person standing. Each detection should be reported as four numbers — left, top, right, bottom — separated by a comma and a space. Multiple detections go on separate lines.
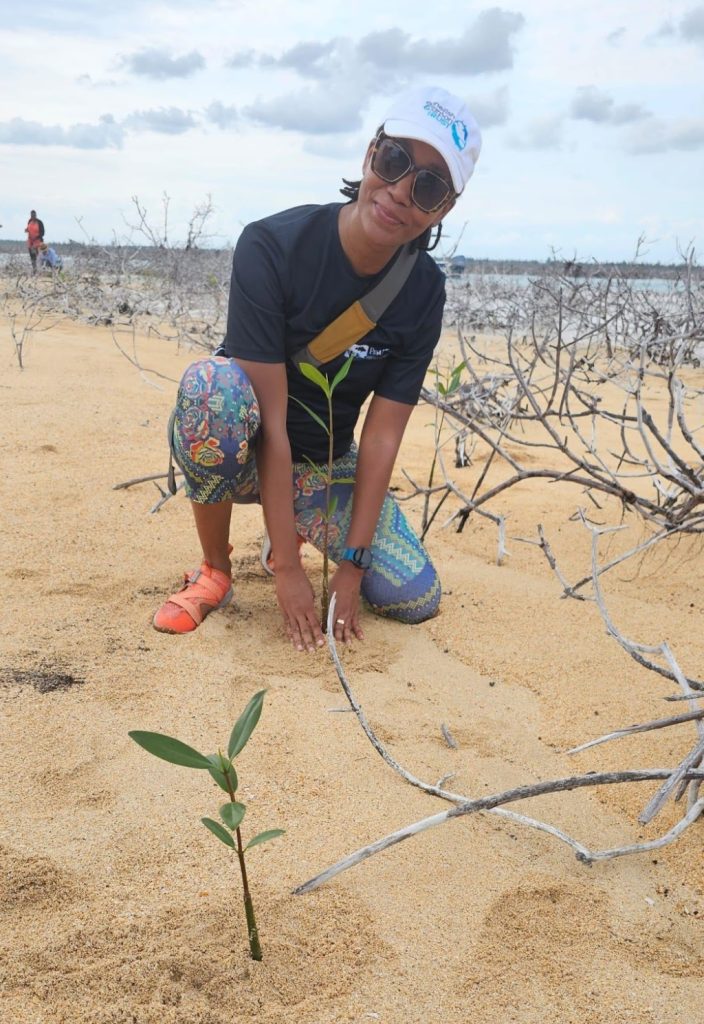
24, 210, 45, 274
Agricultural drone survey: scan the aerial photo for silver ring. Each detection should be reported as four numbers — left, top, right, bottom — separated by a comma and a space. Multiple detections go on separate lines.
335, 618, 345, 625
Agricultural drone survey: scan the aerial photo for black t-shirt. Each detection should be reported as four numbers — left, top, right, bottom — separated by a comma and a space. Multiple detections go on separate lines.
218, 202, 445, 462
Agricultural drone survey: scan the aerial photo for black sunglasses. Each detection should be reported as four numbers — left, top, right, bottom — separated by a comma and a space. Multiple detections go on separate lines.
370, 133, 455, 214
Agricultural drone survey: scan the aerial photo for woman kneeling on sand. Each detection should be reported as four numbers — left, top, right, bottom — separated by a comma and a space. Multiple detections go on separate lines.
153, 85, 481, 652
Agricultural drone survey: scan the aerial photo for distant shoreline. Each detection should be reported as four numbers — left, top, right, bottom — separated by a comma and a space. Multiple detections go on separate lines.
0, 238, 699, 281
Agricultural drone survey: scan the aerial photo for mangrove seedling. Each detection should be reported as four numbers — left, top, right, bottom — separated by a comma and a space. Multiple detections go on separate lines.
421, 360, 466, 540
293, 354, 355, 625
129, 689, 283, 961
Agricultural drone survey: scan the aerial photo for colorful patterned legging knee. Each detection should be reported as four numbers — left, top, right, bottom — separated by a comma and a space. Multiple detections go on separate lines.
171, 357, 441, 624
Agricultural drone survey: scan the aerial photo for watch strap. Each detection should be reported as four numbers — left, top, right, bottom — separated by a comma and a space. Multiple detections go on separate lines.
341, 546, 372, 570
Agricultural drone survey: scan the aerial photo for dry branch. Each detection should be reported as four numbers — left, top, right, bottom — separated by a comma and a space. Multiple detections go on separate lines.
294, 769, 704, 895
566, 708, 704, 754
293, 595, 704, 895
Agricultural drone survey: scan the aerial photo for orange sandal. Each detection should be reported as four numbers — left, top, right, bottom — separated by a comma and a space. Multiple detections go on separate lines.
153, 548, 233, 634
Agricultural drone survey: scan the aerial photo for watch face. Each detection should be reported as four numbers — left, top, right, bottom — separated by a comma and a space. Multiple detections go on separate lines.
342, 546, 372, 570
351, 547, 372, 570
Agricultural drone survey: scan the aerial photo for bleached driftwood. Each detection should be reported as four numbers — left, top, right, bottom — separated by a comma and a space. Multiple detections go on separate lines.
566, 708, 704, 755
584, 519, 704, 816
293, 595, 704, 895
294, 767, 704, 895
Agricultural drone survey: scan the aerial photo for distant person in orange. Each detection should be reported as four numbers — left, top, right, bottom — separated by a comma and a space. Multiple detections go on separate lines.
24, 210, 45, 274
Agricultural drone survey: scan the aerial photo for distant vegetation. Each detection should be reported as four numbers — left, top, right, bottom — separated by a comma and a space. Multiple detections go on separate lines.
436, 253, 702, 281
2, 238, 700, 282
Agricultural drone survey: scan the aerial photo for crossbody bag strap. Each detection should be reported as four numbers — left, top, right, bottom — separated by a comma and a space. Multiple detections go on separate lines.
291, 244, 419, 369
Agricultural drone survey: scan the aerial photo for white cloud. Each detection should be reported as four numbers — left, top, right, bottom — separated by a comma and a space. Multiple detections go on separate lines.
606, 27, 626, 45
650, 5, 704, 45
627, 117, 704, 153
206, 101, 239, 129
0, 114, 124, 148
244, 80, 367, 134
357, 10, 526, 74
266, 40, 338, 77
121, 47, 206, 78
227, 10, 525, 85
570, 86, 650, 125
680, 5, 704, 41
224, 49, 257, 70
651, 20, 675, 40
76, 73, 119, 88
124, 107, 198, 134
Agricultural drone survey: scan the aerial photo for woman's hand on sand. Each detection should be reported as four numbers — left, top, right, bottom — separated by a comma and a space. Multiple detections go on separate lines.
275, 566, 325, 653
329, 565, 365, 645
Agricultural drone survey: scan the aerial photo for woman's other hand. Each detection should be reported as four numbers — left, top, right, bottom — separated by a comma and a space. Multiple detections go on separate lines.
329, 563, 365, 644
275, 565, 324, 653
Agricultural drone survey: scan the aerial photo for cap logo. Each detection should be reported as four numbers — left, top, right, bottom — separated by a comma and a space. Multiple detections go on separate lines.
423, 100, 468, 152
451, 120, 468, 152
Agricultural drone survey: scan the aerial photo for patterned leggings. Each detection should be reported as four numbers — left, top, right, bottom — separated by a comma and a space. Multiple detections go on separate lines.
171, 357, 441, 624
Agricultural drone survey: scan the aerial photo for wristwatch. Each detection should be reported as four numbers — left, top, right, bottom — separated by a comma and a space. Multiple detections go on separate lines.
341, 546, 373, 571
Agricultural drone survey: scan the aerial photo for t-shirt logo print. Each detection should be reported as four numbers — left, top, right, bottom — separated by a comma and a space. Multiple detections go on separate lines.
346, 342, 390, 360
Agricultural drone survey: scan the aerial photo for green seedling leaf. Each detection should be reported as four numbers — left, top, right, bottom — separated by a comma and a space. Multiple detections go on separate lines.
290, 396, 330, 435
437, 381, 447, 396
448, 361, 466, 394
220, 801, 247, 830
245, 829, 285, 851
332, 476, 356, 485
330, 354, 354, 393
207, 753, 238, 793
202, 817, 236, 848
298, 362, 331, 397
129, 731, 212, 770
301, 454, 324, 476
328, 494, 338, 517
228, 690, 266, 759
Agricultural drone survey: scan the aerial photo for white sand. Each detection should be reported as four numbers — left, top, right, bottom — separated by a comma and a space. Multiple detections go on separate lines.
1, 319, 702, 1024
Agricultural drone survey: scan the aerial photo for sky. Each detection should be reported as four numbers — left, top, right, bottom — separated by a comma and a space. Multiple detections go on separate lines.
1, 0, 702, 262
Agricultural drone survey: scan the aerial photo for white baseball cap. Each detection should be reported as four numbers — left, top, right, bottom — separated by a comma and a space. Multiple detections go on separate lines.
382, 85, 482, 194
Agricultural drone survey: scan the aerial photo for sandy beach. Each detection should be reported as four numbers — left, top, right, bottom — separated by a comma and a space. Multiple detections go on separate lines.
1, 317, 703, 1024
